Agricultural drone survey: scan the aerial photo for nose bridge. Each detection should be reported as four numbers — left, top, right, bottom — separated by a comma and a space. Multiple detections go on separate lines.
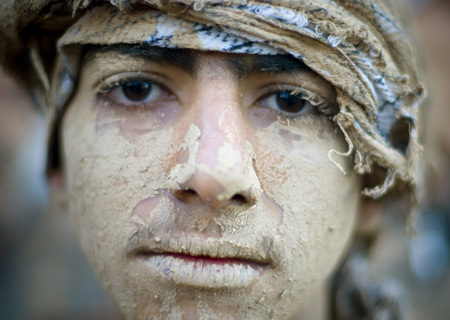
197, 85, 244, 173
174, 78, 261, 208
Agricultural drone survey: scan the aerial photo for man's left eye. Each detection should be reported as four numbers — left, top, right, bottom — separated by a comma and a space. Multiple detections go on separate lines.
106, 80, 167, 105
259, 91, 315, 116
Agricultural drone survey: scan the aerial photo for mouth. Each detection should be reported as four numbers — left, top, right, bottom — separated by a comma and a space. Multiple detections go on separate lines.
132, 238, 271, 288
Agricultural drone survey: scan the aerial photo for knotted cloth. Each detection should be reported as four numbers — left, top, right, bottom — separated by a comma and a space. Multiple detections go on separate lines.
0, 0, 425, 199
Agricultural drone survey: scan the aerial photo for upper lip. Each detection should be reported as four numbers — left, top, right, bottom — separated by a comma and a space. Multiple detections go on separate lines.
129, 236, 271, 266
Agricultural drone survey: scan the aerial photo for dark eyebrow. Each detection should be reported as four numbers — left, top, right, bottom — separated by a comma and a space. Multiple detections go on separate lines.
225, 54, 309, 80
253, 55, 307, 73
84, 45, 307, 80
83, 44, 198, 75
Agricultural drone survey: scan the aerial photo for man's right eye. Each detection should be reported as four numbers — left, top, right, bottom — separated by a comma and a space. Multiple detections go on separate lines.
105, 79, 170, 106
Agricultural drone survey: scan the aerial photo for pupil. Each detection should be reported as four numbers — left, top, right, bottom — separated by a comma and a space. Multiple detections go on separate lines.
276, 92, 305, 113
122, 81, 152, 101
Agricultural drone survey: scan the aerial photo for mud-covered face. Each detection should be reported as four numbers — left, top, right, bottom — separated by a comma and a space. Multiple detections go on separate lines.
61, 47, 360, 319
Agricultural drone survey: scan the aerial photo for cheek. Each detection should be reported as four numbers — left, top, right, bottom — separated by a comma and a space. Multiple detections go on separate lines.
254, 117, 356, 210
95, 101, 180, 143
62, 99, 178, 277
253, 118, 360, 292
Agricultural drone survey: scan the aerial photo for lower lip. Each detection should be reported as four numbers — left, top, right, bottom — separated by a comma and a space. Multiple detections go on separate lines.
142, 253, 264, 288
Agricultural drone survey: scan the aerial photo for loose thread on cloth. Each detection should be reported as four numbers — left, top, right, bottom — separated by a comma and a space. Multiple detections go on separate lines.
328, 113, 355, 175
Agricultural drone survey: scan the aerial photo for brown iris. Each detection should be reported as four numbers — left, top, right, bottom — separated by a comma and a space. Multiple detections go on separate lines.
122, 81, 152, 102
276, 92, 306, 113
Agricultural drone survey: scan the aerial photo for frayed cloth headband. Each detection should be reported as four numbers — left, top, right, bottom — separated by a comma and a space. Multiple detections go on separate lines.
0, 0, 425, 199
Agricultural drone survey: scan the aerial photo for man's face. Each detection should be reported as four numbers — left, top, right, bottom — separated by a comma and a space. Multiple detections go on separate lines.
61, 47, 360, 319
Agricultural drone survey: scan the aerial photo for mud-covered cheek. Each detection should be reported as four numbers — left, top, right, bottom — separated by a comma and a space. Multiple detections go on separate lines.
252, 120, 358, 253
253, 125, 324, 206
63, 100, 177, 261
95, 101, 180, 142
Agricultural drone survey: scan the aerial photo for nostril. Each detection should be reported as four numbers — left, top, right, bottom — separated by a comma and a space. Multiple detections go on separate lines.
231, 194, 247, 206
184, 189, 197, 196
173, 185, 252, 207
174, 188, 199, 203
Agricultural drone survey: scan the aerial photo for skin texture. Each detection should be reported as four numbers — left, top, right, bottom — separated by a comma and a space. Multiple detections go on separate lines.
61, 49, 361, 319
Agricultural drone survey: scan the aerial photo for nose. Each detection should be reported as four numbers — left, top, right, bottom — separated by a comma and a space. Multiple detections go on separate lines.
171, 78, 261, 209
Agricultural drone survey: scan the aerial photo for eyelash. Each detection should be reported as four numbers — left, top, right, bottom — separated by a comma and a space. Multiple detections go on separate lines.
96, 77, 335, 119
257, 85, 334, 118
96, 76, 174, 110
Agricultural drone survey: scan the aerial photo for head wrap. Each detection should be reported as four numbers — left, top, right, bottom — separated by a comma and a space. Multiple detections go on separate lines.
0, 0, 425, 199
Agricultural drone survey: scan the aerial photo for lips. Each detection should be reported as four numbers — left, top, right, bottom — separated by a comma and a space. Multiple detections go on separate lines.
130, 237, 271, 288
152, 252, 259, 266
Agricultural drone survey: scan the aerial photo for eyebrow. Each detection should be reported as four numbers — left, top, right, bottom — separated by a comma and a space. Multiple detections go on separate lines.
226, 54, 308, 80
84, 44, 309, 80
84, 44, 198, 75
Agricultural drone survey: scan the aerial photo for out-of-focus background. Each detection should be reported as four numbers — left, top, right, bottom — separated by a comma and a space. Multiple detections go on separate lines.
369, 1, 450, 319
0, 0, 449, 319
0, 53, 120, 318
